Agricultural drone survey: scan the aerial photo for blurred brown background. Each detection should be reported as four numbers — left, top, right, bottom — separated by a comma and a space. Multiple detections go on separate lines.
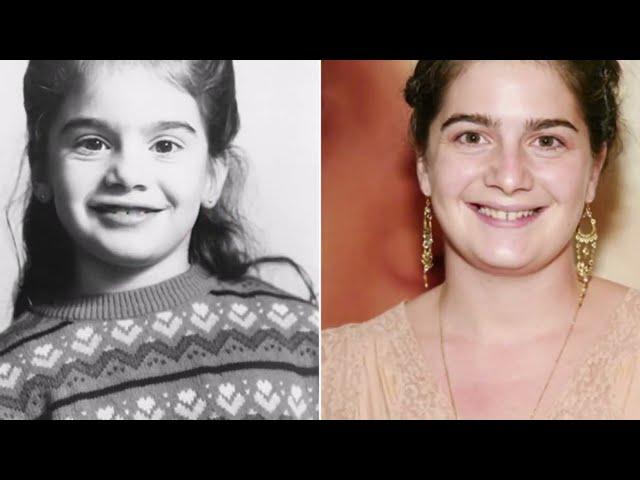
322, 60, 443, 329
321, 60, 640, 330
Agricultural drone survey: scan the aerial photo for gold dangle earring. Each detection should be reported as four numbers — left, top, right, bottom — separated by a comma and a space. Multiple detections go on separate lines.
575, 203, 598, 306
422, 197, 434, 289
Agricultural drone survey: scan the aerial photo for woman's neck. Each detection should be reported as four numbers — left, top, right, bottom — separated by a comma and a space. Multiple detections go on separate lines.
71, 248, 191, 297
439, 244, 582, 344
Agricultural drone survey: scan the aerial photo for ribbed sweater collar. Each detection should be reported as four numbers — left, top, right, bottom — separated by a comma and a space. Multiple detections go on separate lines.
30, 265, 217, 321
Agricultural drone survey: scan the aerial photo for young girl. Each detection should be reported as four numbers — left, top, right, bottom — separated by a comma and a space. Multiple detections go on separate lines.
0, 60, 318, 420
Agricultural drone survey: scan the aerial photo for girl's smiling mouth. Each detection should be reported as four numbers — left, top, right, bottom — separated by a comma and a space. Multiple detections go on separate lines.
88, 202, 167, 226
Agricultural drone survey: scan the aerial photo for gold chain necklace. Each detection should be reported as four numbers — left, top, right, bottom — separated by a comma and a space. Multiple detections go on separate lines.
438, 288, 587, 420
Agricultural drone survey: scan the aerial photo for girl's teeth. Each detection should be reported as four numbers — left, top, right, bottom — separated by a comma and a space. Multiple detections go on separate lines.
477, 207, 536, 221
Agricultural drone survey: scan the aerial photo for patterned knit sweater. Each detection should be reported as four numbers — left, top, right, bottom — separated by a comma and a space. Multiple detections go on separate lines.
0, 265, 318, 420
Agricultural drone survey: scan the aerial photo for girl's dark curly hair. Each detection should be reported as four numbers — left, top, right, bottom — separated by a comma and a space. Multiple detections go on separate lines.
10, 60, 316, 319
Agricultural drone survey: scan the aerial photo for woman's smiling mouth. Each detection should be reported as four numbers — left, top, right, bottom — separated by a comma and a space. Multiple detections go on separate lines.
467, 202, 547, 228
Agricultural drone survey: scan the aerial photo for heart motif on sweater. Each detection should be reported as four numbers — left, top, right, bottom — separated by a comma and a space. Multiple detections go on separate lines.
32, 344, 63, 369
216, 391, 245, 417
134, 397, 164, 420
190, 312, 219, 333
156, 311, 173, 322
72, 329, 102, 356
272, 303, 288, 316
175, 395, 206, 420
112, 321, 143, 346
152, 313, 182, 339
178, 388, 197, 406
232, 303, 248, 316
307, 313, 319, 329
0, 363, 21, 390
192, 302, 209, 318
117, 320, 134, 330
287, 386, 307, 419
257, 379, 273, 396
76, 326, 94, 342
34, 344, 52, 357
96, 406, 115, 420
137, 396, 156, 413
254, 389, 280, 413
219, 383, 235, 401
228, 303, 257, 329
267, 306, 298, 330
291, 385, 302, 402
133, 408, 164, 420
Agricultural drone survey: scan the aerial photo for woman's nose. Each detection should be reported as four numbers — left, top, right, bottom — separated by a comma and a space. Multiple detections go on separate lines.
483, 144, 534, 195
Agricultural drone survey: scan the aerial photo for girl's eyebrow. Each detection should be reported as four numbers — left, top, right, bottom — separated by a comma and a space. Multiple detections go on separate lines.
146, 121, 197, 135
58, 118, 197, 136
59, 117, 114, 136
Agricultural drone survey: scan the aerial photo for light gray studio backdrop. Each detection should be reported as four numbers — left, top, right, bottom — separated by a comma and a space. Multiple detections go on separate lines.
0, 60, 320, 332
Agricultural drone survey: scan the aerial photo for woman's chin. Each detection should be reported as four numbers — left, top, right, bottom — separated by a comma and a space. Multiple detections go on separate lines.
470, 252, 541, 276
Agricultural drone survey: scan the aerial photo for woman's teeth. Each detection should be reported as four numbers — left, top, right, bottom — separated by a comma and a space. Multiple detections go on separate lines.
477, 206, 537, 221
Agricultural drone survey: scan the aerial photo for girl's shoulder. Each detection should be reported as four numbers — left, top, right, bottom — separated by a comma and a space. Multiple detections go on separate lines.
0, 310, 70, 355
200, 274, 319, 335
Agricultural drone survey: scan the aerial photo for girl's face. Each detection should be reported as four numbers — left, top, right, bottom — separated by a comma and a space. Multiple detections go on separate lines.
417, 61, 604, 276
45, 64, 226, 270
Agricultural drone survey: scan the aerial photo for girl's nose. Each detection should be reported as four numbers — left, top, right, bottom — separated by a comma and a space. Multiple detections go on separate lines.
103, 148, 148, 191
483, 145, 534, 195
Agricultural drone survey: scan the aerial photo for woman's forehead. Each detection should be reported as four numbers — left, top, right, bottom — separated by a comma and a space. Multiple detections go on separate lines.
437, 61, 583, 126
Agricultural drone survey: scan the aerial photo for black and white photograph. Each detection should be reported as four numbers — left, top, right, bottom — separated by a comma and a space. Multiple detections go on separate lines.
0, 60, 319, 420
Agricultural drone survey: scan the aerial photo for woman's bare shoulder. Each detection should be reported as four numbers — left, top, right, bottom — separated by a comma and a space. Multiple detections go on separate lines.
590, 276, 637, 312
322, 302, 408, 353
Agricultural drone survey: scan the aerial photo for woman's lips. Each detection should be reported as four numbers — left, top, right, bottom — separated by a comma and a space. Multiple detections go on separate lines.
467, 202, 546, 228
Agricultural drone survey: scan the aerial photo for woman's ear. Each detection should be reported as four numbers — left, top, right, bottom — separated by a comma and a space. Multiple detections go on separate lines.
585, 146, 607, 203
416, 155, 432, 197
201, 156, 230, 209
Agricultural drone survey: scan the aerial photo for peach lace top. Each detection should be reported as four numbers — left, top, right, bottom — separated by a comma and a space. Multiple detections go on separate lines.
322, 288, 640, 419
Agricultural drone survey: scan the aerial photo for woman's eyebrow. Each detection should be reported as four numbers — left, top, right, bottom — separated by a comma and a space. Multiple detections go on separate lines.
525, 118, 579, 132
441, 113, 499, 131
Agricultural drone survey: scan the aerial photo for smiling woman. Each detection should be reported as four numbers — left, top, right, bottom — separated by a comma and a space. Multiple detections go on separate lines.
322, 60, 640, 420
0, 60, 319, 420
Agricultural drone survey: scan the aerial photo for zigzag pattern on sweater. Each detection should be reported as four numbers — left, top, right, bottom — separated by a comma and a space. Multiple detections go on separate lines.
0, 279, 319, 420
0, 329, 317, 412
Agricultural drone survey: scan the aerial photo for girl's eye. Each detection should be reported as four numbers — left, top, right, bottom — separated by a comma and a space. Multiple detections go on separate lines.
455, 131, 488, 145
534, 135, 564, 149
75, 138, 109, 152
151, 140, 182, 154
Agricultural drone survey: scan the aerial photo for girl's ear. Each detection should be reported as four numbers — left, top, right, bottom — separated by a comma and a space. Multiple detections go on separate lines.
585, 145, 607, 203
33, 181, 52, 203
201, 156, 229, 209
416, 155, 432, 197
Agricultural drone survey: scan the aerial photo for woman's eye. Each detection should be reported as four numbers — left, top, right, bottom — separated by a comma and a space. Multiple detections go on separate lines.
75, 138, 109, 152
456, 131, 487, 145
534, 135, 564, 149
152, 140, 182, 154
